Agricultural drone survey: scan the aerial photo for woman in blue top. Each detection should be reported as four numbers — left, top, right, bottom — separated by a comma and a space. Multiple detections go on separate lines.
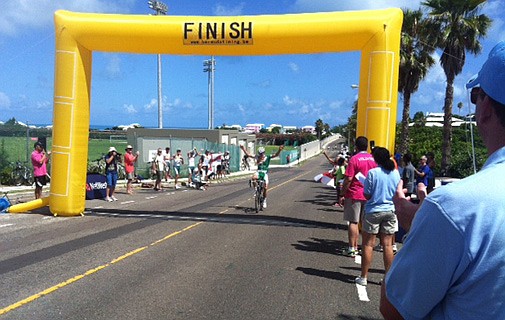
355, 147, 401, 286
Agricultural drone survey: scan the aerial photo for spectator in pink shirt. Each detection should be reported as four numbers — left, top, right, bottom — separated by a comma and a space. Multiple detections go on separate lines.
31, 141, 51, 199
124, 145, 140, 195
338, 136, 377, 257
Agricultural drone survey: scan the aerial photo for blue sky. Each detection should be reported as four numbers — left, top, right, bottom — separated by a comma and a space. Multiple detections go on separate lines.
1, 0, 504, 129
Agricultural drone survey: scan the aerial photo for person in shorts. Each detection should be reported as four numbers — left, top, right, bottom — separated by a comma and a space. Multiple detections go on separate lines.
104, 146, 121, 202
339, 136, 377, 257
187, 148, 199, 188
152, 148, 165, 191
164, 147, 172, 181
124, 145, 139, 194
31, 141, 51, 199
172, 149, 184, 189
355, 147, 400, 286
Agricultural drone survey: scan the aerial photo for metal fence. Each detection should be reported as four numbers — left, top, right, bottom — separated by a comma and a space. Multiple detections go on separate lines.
134, 137, 241, 179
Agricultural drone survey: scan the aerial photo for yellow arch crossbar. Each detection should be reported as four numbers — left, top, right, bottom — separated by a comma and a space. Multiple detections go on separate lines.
12, 9, 402, 216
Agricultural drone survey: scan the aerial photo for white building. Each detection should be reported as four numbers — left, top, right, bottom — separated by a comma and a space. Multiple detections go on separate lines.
267, 123, 283, 132
301, 125, 316, 134
283, 125, 297, 133
411, 112, 476, 127
244, 123, 264, 133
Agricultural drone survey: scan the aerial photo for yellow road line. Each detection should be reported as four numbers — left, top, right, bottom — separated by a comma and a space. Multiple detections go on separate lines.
1, 171, 308, 316
0, 223, 201, 316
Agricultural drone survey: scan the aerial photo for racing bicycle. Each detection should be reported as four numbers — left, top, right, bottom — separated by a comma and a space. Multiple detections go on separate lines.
11, 161, 33, 186
251, 179, 266, 213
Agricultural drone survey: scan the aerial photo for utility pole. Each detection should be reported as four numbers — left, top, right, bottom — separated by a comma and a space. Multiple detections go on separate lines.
203, 56, 216, 130
148, 1, 168, 128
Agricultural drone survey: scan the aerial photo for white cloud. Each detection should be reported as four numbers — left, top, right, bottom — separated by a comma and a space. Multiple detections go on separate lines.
283, 95, 296, 106
0, 0, 135, 37
483, 1, 505, 43
264, 102, 273, 110
170, 98, 182, 108
329, 100, 344, 110
291, 0, 422, 13
213, 3, 245, 16
144, 98, 157, 111
0, 92, 11, 109
424, 53, 445, 85
288, 62, 299, 73
36, 101, 51, 109
105, 55, 122, 79
252, 80, 271, 88
124, 104, 137, 114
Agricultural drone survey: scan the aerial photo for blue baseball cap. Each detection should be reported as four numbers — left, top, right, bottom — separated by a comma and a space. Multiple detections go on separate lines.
466, 41, 505, 105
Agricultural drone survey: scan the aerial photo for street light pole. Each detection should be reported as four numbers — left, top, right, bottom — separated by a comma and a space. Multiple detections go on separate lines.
148, 1, 168, 129
467, 102, 477, 174
203, 56, 216, 130
349, 84, 359, 148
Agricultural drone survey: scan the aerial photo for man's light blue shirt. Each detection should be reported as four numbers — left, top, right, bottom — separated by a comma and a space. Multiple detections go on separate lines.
386, 146, 505, 319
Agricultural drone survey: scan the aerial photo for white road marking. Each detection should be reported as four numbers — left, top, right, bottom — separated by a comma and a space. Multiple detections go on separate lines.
120, 201, 135, 205
94, 206, 104, 209
354, 255, 362, 264
0, 223, 14, 228
356, 283, 370, 301
145, 196, 157, 199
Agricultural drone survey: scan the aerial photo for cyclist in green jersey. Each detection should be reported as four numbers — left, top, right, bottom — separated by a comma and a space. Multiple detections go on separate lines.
240, 144, 284, 208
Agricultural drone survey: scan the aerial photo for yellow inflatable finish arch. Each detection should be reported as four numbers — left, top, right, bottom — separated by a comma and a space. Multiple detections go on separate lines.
9, 9, 402, 216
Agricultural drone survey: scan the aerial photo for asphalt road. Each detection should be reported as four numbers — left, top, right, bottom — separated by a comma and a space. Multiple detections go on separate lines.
0, 147, 387, 320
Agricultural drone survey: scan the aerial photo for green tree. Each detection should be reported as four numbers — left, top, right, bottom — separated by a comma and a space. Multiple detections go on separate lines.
323, 123, 330, 138
398, 8, 435, 154
413, 111, 427, 127
395, 125, 486, 179
271, 126, 281, 134
315, 119, 324, 140
456, 101, 464, 115
422, 0, 491, 175
0, 139, 9, 170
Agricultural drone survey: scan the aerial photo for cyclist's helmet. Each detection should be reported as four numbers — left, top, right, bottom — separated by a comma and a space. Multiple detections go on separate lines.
258, 147, 265, 154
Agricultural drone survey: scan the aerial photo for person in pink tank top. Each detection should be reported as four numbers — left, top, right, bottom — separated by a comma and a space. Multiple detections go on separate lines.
338, 136, 377, 257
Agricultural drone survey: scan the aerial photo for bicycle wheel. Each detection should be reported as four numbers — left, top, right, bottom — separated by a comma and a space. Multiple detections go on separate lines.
23, 169, 33, 186
254, 187, 261, 213
11, 171, 23, 186
258, 186, 264, 211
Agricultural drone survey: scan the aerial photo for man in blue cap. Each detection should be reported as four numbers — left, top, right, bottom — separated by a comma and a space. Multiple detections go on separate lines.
381, 41, 505, 319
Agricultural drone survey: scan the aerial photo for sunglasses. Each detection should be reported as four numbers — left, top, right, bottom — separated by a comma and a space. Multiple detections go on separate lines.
470, 87, 486, 105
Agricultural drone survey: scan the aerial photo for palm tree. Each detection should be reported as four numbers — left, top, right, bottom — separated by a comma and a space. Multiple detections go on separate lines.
422, 0, 491, 175
315, 119, 324, 140
413, 111, 427, 127
398, 9, 435, 155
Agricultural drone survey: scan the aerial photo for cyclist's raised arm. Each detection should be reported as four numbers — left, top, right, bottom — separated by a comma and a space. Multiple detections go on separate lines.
271, 145, 284, 158
240, 144, 253, 158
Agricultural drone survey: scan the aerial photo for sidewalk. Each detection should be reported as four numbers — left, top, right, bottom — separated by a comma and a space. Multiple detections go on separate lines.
0, 161, 307, 206
0, 167, 258, 199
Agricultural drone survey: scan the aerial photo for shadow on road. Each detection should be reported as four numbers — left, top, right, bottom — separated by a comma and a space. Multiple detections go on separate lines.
292, 237, 347, 255
86, 208, 339, 230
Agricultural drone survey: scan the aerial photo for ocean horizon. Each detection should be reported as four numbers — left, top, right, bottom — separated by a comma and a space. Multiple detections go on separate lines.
31, 124, 208, 131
